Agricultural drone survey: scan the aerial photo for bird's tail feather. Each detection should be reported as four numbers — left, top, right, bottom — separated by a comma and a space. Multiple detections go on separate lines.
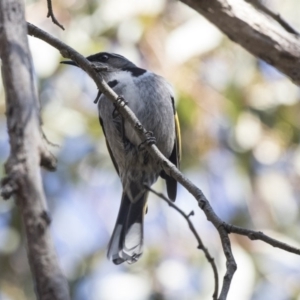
107, 192, 147, 264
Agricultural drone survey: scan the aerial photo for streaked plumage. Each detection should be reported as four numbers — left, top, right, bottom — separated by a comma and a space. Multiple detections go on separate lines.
61, 52, 181, 264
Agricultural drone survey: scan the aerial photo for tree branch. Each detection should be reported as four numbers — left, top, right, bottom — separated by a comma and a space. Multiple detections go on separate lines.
180, 0, 300, 85
245, 0, 300, 36
145, 185, 219, 300
27, 23, 300, 299
46, 0, 64, 30
0, 2, 69, 299
225, 224, 300, 255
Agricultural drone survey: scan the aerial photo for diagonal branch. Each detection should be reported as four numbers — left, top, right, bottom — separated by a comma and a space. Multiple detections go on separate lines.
145, 185, 219, 300
0, 2, 69, 299
180, 0, 300, 86
245, 0, 300, 36
27, 22, 235, 298
27, 22, 300, 299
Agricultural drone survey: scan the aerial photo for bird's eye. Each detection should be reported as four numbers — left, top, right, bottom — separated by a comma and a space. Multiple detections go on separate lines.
101, 55, 109, 62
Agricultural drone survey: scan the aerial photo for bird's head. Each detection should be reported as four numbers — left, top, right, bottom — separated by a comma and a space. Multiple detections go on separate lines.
61, 52, 136, 80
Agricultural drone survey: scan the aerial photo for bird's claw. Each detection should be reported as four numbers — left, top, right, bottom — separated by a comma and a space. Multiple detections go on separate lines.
138, 131, 156, 150
112, 96, 128, 118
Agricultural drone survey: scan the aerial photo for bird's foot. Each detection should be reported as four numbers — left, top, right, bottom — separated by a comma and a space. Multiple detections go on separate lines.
112, 96, 128, 118
138, 131, 156, 150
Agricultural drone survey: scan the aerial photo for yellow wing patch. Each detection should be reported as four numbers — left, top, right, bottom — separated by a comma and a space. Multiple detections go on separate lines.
174, 112, 181, 166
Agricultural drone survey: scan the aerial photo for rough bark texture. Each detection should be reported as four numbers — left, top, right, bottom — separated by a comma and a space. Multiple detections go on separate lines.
180, 0, 300, 85
0, 0, 69, 299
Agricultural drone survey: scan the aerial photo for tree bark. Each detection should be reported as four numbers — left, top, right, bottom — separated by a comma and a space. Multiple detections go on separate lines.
180, 0, 300, 85
0, 0, 69, 299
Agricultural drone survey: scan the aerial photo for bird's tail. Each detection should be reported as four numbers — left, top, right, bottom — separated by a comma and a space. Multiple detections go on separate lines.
107, 192, 148, 264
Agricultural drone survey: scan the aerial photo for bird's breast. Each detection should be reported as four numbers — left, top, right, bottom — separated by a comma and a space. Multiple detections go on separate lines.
99, 71, 175, 158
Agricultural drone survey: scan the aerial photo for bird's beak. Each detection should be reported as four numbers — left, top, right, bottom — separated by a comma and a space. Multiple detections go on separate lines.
61, 59, 108, 72
60, 60, 77, 67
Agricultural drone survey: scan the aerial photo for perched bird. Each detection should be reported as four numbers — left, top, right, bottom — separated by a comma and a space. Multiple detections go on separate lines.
61, 52, 181, 264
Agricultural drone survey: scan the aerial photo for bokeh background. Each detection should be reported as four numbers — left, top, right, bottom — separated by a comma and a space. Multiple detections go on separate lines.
1, 0, 300, 299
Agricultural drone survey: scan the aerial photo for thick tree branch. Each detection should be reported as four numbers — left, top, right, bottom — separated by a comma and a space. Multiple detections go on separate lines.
180, 0, 300, 85
246, 0, 300, 36
0, 2, 69, 299
27, 23, 300, 299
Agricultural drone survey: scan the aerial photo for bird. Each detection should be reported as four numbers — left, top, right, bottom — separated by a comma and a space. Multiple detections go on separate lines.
61, 52, 181, 264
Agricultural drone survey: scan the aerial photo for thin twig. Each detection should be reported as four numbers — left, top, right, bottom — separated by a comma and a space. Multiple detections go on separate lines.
245, 0, 300, 36
225, 224, 300, 255
145, 185, 219, 300
46, 0, 64, 30
216, 227, 236, 299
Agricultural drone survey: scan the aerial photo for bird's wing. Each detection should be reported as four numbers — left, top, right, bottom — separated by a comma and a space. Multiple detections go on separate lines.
98, 79, 123, 175
99, 116, 120, 175
161, 96, 181, 201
